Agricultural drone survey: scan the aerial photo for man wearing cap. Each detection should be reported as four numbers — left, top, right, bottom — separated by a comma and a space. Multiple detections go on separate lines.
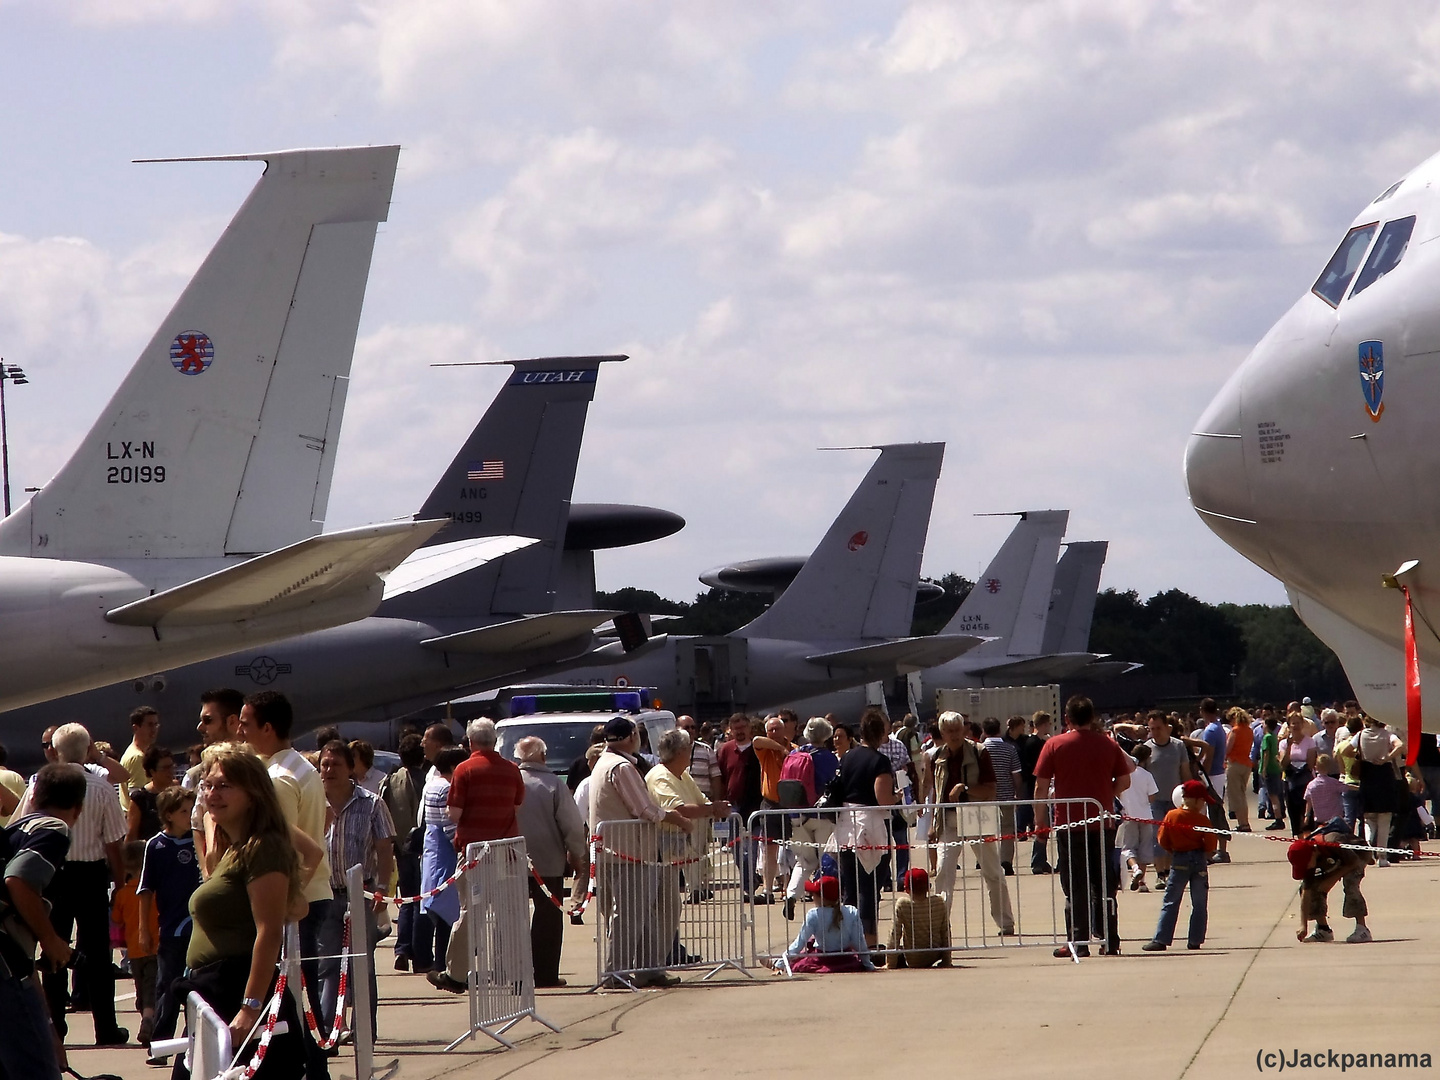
589, 716, 693, 988
885, 868, 950, 968
1142, 780, 1218, 952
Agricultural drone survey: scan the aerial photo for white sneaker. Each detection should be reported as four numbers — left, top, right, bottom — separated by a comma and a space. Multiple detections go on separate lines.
1377, 858, 1391, 867
1346, 926, 1373, 944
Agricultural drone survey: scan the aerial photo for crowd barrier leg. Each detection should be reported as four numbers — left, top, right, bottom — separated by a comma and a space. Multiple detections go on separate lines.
445, 839, 561, 1051
347, 863, 375, 1080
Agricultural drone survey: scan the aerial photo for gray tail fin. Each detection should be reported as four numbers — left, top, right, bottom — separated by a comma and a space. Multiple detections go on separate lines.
736, 443, 945, 641
943, 510, 1068, 658
380, 356, 622, 619
1042, 540, 1108, 655
0, 146, 399, 560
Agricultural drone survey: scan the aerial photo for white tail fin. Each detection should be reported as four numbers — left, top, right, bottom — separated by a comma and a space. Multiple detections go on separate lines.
736, 443, 945, 641
942, 510, 1068, 657
1042, 540, 1108, 655
0, 145, 399, 560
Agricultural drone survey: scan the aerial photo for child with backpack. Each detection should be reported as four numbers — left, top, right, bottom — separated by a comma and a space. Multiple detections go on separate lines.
1290, 818, 1373, 943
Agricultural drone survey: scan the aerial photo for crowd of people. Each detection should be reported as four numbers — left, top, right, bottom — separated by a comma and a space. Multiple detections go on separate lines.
0, 687, 1433, 1079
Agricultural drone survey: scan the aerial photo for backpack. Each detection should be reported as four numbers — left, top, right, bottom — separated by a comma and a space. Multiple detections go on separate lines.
778, 752, 815, 809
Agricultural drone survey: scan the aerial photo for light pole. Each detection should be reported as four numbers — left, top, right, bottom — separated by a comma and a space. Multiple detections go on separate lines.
0, 362, 29, 517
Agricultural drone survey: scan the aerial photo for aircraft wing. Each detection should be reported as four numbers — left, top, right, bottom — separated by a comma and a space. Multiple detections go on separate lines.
806, 634, 986, 674
967, 652, 1106, 682
419, 610, 625, 655
382, 535, 548, 600
105, 519, 454, 628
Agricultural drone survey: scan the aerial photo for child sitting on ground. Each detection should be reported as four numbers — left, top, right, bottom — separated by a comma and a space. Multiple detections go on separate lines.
886, 868, 951, 968
1143, 780, 1218, 952
777, 875, 875, 973
111, 840, 160, 1045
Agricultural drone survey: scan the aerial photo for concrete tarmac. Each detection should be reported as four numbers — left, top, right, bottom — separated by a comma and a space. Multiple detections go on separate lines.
70, 806, 1440, 1080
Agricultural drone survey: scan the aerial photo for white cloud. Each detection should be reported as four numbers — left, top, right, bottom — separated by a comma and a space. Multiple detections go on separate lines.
20, 0, 1440, 616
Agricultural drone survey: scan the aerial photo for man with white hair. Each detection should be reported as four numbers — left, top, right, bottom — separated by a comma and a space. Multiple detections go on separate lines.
431, 718, 525, 994
590, 716, 692, 988
14, 722, 129, 1045
514, 736, 587, 987
646, 728, 731, 965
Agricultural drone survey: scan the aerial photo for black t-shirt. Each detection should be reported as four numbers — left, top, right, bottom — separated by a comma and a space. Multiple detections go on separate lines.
837, 746, 891, 806
1018, 734, 1047, 782
1418, 733, 1440, 769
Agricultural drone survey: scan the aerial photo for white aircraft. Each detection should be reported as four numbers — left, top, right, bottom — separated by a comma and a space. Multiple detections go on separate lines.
1185, 148, 1440, 727
0, 146, 490, 712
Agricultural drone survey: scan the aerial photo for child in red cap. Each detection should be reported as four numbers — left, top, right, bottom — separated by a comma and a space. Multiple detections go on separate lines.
1142, 780, 1218, 952
1290, 821, 1372, 944
776, 876, 876, 973
885, 868, 951, 968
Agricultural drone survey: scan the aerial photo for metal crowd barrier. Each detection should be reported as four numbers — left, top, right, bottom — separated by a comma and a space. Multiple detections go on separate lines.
747, 798, 1114, 968
446, 837, 561, 1050
591, 814, 751, 990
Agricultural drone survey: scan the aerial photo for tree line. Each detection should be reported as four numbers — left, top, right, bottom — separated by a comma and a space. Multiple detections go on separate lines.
597, 577, 1355, 704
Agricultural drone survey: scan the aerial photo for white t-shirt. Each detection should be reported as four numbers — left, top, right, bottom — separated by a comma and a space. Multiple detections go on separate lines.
1117, 765, 1159, 819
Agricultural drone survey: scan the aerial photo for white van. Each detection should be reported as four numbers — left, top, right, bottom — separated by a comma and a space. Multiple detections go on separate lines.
493, 689, 676, 773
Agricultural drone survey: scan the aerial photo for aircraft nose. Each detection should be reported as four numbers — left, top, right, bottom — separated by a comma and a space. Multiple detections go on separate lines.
1185, 377, 1253, 524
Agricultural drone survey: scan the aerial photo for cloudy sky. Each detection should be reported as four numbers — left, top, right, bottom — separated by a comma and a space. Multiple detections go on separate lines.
2, 2, 1436, 607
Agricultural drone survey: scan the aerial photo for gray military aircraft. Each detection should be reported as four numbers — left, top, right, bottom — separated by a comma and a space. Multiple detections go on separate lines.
0, 146, 475, 714
773, 516, 1120, 719
0, 355, 667, 754
1186, 148, 1440, 727
549, 442, 985, 715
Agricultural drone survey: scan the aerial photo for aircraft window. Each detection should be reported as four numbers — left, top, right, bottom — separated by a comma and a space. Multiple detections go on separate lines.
1372, 179, 1403, 204
1312, 223, 1377, 307
1350, 215, 1416, 297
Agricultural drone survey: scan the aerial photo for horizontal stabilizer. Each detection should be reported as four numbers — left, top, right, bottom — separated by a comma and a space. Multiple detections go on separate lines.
580, 633, 669, 665
382, 536, 542, 600
968, 652, 1105, 683
1074, 660, 1143, 682
106, 519, 445, 628
806, 634, 986, 675
420, 609, 623, 655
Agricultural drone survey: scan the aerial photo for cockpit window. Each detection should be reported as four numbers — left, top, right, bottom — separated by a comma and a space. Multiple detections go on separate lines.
1372, 180, 1404, 204
1312, 223, 1377, 307
1350, 216, 1416, 297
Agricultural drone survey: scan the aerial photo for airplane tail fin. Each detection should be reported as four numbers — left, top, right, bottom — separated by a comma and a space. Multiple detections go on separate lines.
736, 443, 945, 641
381, 356, 622, 619
1042, 540, 1108, 655
0, 146, 400, 560
942, 510, 1068, 658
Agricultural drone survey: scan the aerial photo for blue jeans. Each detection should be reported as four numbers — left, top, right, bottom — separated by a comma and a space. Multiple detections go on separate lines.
395, 852, 421, 961
0, 973, 61, 1080
1340, 787, 1364, 835
1152, 849, 1208, 946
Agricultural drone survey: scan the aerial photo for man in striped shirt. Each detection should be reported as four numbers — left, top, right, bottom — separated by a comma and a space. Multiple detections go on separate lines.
982, 718, 1025, 875
15, 723, 128, 1046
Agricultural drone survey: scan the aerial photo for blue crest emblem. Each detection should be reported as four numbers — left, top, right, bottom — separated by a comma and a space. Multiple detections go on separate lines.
170, 331, 214, 375
1358, 340, 1385, 422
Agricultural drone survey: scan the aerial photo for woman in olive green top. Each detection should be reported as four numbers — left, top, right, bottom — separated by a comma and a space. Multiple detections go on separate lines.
170, 746, 320, 1080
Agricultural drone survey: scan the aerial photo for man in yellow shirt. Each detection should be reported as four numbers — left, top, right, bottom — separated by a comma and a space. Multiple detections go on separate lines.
646, 729, 731, 968
120, 707, 161, 813
238, 691, 332, 1023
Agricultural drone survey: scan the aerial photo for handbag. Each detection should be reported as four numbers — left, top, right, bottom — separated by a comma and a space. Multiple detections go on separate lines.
813, 772, 847, 812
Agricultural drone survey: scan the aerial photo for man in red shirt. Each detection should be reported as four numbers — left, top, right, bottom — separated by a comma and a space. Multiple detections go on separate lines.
1033, 696, 1132, 959
715, 713, 761, 896
430, 718, 525, 994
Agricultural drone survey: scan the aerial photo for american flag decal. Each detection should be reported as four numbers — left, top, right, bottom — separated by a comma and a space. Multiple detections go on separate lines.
467, 460, 504, 481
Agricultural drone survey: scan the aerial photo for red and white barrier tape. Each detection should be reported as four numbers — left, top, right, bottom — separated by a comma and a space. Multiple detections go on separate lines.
291, 912, 351, 1051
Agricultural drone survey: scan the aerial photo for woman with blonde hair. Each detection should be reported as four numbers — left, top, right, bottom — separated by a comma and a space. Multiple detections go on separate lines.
170, 745, 323, 1080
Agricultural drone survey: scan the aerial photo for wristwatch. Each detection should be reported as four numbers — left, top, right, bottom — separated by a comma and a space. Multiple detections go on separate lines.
241, 996, 264, 1012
